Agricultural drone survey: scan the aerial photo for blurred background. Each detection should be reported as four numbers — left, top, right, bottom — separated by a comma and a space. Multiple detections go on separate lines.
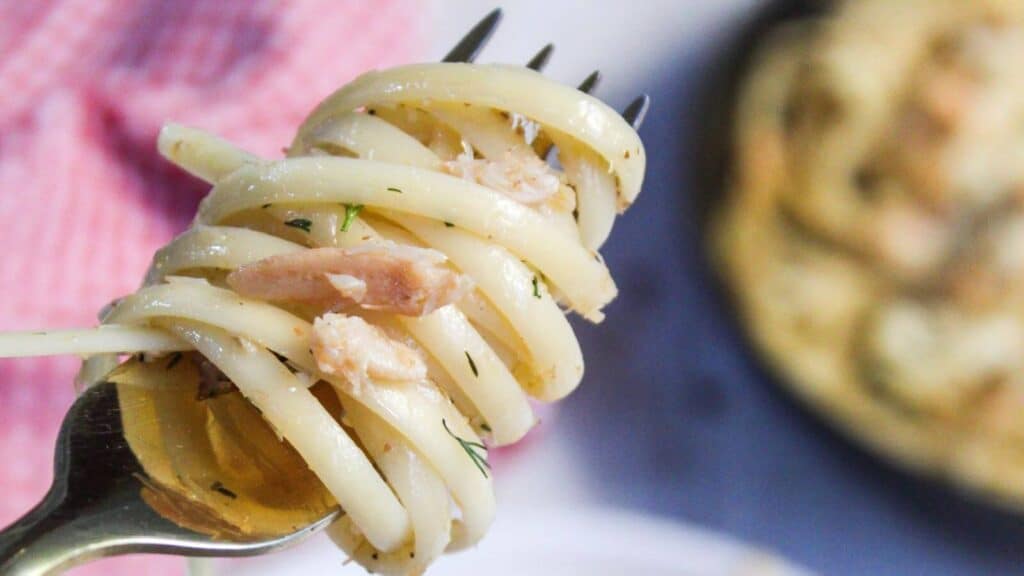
3, 1, 1024, 574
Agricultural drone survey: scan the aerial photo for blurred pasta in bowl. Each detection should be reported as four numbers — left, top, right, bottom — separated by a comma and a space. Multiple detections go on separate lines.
713, 0, 1024, 507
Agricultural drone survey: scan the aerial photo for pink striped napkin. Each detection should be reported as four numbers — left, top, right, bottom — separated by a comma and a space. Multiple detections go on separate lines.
0, 2, 424, 574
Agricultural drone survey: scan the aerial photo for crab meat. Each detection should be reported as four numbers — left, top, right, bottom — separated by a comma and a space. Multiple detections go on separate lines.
326, 274, 368, 301
873, 201, 951, 280
864, 301, 1024, 415
311, 313, 427, 388
226, 244, 472, 316
442, 149, 562, 205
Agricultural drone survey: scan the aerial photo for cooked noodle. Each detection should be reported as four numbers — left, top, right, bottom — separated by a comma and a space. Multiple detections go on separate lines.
0, 62, 645, 573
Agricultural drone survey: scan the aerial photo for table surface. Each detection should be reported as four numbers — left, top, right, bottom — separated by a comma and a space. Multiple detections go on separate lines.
430, 2, 1024, 575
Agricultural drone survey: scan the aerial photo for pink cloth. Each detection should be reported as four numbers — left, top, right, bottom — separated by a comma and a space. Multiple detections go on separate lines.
0, 2, 424, 574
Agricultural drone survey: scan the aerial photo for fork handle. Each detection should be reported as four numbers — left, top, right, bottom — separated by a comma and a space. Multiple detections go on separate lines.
0, 484, 103, 575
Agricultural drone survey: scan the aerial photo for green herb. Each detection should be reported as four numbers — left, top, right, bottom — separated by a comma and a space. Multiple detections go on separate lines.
444, 221, 455, 228
340, 204, 364, 232
272, 351, 298, 374
532, 275, 541, 299
196, 378, 238, 401
284, 218, 313, 232
387, 187, 403, 194
166, 352, 183, 370
443, 418, 490, 478
465, 351, 478, 377
480, 422, 492, 433
210, 481, 237, 499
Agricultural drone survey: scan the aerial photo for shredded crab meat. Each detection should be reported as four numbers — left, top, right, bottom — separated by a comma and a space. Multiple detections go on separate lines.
326, 273, 368, 301
226, 244, 473, 316
509, 112, 541, 144
311, 313, 427, 389
865, 301, 1024, 414
872, 200, 952, 280
442, 148, 563, 206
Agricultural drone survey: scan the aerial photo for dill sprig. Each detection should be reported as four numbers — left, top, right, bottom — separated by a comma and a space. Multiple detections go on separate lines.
340, 204, 364, 232
210, 480, 237, 499
165, 352, 183, 370
442, 418, 490, 478
284, 218, 313, 232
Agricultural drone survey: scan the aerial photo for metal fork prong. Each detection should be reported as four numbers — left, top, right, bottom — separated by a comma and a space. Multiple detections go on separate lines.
526, 44, 555, 71
577, 70, 602, 94
442, 8, 503, 63
622, 94, 650, 130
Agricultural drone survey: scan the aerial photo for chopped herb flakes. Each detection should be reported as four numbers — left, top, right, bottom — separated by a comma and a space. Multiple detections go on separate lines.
196, 357, 238, 400
340, 204, 364, 232
444, 221, 455, 228
465, 351, 478, 377
166, 352, 183, 370
443, 418, 490, 478
532, 275, 541, 298
480, 422, 492, 433
387, 187, 403, 194
261, 203, 272, 209
210, 481, 237, 499
284, 218, 313, 232
272, 351, 299, 374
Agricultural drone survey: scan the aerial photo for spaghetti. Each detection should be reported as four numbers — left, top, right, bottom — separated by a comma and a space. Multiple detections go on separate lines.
0, 62, 645, 574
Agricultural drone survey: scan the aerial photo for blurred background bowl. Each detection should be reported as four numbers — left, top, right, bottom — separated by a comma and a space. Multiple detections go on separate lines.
681, 0, 1024, 574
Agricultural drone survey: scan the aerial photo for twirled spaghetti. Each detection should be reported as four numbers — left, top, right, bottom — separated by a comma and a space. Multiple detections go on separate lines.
0, 62, 645, 573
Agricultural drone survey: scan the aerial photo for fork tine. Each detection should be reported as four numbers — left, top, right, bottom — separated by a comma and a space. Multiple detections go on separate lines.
526, 44, 555, 71
622, 94, 650, 130
442, 8, 503, 63
577, 70, 601, 94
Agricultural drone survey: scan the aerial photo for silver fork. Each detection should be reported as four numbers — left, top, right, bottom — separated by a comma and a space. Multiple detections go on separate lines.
0, 8, 649, 575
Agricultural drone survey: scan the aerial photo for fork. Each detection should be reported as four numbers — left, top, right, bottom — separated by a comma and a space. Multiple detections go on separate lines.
0, 8, 649, 575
